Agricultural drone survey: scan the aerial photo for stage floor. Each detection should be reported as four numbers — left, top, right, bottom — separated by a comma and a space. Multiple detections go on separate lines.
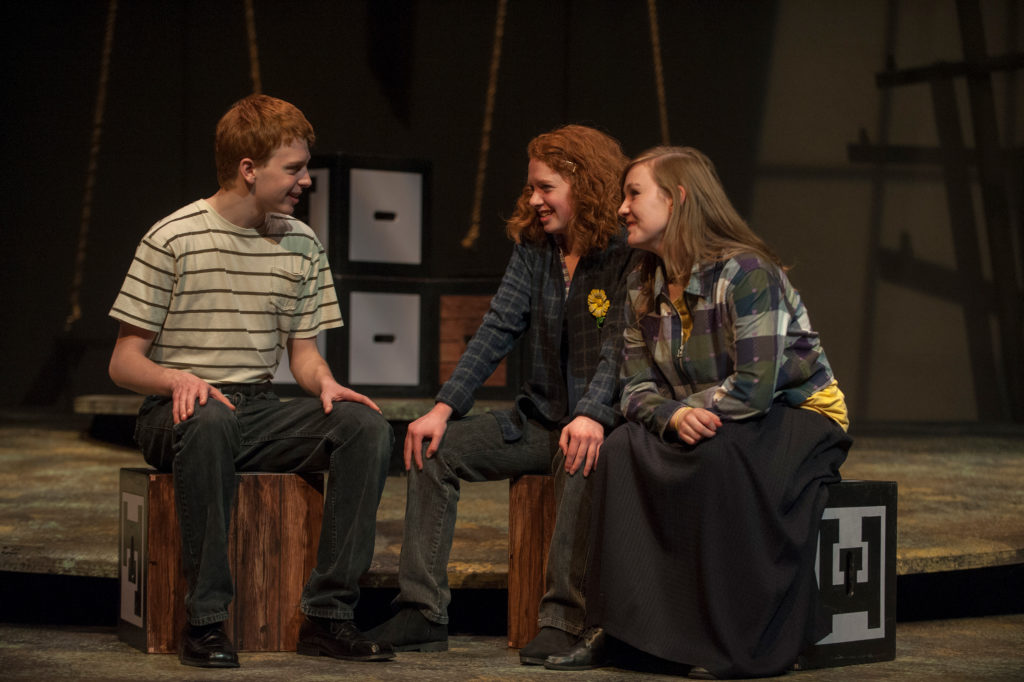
1, 416, 1022, 584
1, 412, 1023, 679
2, 615, 1022, 680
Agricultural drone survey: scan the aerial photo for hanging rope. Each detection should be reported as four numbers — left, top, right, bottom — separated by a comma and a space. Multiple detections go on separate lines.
245, 0, 262, 94
462, 0, 508, 249
65, 0, 118, 332
646, 0, 670, 145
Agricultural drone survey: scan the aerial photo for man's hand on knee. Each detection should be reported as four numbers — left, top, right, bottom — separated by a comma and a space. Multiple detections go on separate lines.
169, 372, 234, 424
319, 381, 382, 415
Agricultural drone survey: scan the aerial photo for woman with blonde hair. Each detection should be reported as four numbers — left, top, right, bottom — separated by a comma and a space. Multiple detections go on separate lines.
546, 147, 852, 677
370, 125, 641, 665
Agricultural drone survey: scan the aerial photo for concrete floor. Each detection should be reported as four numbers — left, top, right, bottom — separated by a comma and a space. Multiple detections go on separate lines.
2, 615, 1023, 680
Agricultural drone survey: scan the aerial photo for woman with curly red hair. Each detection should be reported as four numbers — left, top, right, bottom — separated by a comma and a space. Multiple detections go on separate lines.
369, 125, 641, 664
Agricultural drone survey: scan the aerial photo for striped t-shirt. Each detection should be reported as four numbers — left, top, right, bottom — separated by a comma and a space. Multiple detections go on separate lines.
109, 199, 343, 384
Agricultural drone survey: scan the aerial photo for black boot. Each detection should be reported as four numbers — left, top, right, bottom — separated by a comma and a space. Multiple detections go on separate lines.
297, 617, 394, 661
179, 623, 239, 669
544, 626, 613, 671
519, 626, 579, 665
365, 608, 449, 652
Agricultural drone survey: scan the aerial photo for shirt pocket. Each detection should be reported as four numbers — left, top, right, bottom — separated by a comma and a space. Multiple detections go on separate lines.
269, 267, 303, 312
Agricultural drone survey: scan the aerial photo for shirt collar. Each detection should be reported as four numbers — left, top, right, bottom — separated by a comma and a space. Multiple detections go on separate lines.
654, 261, 716, 299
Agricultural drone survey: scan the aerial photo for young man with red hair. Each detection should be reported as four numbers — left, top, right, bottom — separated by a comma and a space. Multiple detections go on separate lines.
109, 94, 394, 669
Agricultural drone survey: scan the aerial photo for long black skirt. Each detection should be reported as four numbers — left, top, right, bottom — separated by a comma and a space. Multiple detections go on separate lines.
587, 407, 851, 678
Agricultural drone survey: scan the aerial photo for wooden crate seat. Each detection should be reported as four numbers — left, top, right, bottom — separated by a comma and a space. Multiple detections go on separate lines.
118, 468, 324, 653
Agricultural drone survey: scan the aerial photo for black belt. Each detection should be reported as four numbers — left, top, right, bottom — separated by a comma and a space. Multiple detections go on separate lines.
212, 382, 274, 396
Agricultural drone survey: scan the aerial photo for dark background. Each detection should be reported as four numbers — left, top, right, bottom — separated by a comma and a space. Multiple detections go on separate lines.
1, 0, 1021, 424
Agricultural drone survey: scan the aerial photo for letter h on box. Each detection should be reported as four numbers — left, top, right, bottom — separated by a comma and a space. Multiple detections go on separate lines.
796, 480, 897, 670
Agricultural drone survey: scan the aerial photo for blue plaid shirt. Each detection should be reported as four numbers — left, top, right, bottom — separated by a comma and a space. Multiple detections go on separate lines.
438, 232, 640, 441
621, 254, 837, 440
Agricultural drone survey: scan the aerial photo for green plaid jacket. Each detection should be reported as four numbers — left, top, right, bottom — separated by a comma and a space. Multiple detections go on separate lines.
620, 254, 837, 440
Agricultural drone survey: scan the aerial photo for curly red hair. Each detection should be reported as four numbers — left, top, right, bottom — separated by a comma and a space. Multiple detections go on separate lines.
506, 125, 627, 255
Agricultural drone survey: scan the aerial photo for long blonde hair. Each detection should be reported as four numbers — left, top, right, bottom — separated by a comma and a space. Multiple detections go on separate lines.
629, 146, 782, 315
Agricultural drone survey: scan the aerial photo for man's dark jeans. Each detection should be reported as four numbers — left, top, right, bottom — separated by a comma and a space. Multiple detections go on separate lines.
134, 385, 393, 625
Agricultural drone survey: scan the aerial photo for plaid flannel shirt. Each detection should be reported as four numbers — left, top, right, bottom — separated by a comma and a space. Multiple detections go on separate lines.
438, 232, 639, 441
620, 254, 836, 440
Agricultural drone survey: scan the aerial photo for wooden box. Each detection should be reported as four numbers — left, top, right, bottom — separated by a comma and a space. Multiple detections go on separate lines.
439, 294, 508, 387
506, 475, 557, 648
796, 479, 898, 669
118, 468, 324, 653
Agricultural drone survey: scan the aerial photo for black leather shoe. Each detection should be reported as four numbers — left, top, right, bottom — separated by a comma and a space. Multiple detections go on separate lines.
297, 617, 394, 661
178, 623, 240, 668
365, 608, 449, 652
519, 626, 579, 665
544, 626, 613, 671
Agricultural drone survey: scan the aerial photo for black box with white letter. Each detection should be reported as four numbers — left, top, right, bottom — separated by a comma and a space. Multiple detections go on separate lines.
795, 479, 898, 669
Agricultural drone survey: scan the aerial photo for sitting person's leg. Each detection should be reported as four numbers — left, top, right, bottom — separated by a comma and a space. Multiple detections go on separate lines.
369, 412, 555, 651
134, 395, 241, 668
229, 392, 394, 661
518, 448, 593, 664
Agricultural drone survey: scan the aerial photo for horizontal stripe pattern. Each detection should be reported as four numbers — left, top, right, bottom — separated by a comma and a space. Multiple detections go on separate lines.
110, 199, 342, 384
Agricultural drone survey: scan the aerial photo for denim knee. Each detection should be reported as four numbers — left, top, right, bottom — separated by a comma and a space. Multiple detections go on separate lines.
174, 400, 241, 465
325, 403, 394, 466
185, 399, 238, 430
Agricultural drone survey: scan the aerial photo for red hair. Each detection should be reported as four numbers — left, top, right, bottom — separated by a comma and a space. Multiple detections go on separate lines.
214, 94, 315, 188
506, 125, 627, 255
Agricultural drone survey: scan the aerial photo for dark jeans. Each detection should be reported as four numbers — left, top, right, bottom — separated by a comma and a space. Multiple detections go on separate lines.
134, 385, 393, 625
395, 411, 593, 634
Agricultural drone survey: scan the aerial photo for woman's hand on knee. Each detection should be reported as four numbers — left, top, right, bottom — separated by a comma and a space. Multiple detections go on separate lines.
673, 407, 721, 445
560, 415, 604, 477
404, 403, 453, 471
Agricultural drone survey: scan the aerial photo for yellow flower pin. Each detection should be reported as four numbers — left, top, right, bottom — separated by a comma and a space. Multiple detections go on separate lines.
588, 289, 610, 328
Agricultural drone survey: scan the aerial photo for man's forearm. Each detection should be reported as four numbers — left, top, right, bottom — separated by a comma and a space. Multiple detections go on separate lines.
287, 338, 335, 397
